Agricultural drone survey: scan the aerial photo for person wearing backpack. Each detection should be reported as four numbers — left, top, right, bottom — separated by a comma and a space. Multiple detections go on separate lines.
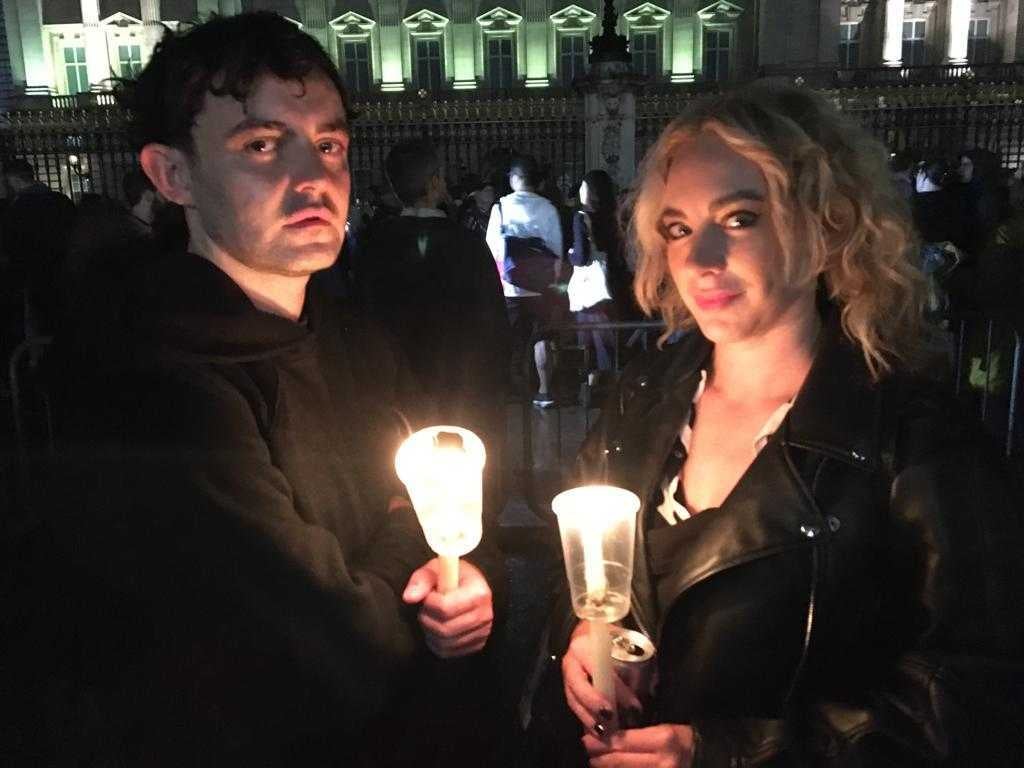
485, 154, 564, 407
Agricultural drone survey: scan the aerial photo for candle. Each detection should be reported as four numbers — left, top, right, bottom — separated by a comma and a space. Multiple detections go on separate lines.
552, 485, 640, 729
395, 426, 486, 594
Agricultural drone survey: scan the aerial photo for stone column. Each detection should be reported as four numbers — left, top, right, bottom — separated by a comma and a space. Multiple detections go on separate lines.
523, 0, 549, 87
882, 0, 904, 67
297, 0, 336, 63
451, 0, 476, 89
195, 0, 218, 20
669, 0, 695, 82
378, 0, 404, 91
81, 0, 110, 88
582, 0, 641, 187
140, 0, 163, 54
218, 0, 242, 17
583, 71, 639, 187
945, 0, 971, 63
10, 0, 50, 90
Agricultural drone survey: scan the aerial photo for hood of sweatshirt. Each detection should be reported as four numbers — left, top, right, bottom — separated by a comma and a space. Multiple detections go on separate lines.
125, 252, 321, 365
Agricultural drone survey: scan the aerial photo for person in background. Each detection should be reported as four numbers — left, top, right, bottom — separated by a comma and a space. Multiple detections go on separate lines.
567, 169, 628, 376
358, 137, 511, 539
0, 157, 77, 337
486, 153, 564, 407
534, 83, 1023, 767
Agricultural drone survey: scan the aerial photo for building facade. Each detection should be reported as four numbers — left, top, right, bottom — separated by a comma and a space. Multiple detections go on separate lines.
1, 0, 1022, 97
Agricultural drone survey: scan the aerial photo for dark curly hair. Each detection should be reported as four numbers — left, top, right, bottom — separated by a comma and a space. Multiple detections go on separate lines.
117, 12, 350, 153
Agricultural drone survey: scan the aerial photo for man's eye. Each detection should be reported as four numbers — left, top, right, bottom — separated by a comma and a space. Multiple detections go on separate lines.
245, 138, 277, 154
663, 222, 690, 240
725, 211, 759, 229
317, 139, 347, 155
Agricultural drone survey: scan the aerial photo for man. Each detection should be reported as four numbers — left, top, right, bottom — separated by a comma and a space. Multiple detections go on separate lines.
485, 154, 563, 406
29, 13, 499, 766
358, 139, 510, 517
0, 157, 77, 336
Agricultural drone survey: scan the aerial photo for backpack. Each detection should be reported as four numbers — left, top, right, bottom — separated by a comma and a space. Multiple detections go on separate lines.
497, 201, 560, 294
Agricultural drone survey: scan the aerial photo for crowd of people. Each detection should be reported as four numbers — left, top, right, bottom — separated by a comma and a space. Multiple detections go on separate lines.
1, 9, 1022, 768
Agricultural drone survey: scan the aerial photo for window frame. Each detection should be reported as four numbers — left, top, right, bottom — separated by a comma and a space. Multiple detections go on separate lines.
558, 32, 589, 87
630, 30, 660, 77
967, 18, 991, 64
63, 45, 89, 94
902, 19, 927, 67
838, 21, 860, 68
413, 36, 445, 92
702, 27, 731, 82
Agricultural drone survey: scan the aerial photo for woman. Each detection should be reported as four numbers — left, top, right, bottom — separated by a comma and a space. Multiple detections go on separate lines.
542, 84, 1023, 766
568, 170, 628, 373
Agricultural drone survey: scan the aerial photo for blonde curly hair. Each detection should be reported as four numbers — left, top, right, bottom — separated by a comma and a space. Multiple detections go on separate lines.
629, 83, 930, 381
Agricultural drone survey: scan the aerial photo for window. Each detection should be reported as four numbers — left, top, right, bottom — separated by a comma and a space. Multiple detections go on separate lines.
486, 37, 515, 89
118, 44, 142, 77
64, 46, 89, 94
703, 29, 730, 81
902, 20, 926, 66
631, 32, 658, 77
414, 38, 443, 91
342, 40, 371, 93
968, 19, 991, 63
559, 34, 587, 86
838, 22, 860, 68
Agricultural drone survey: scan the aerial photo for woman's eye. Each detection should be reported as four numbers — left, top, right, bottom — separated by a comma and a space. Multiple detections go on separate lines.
664, 222, 691, 240
725, 211, 759, 229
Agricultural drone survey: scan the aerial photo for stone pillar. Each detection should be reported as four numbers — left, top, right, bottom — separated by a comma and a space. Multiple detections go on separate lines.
218, 0, 242, 17
140, 0, 163, 54
582, 0, 641, 187
882, 0, 904, 67
523, 0, 549, 87
195, 0, 218, 20
583, 68, 639, 187
945, 0, 970, 63
669, 0, 695, 82
451, 0, 476, 89
81, 0, 110, 88
10, 0, 51, 90
297, 0, 335, 63
378, 0, 404, 91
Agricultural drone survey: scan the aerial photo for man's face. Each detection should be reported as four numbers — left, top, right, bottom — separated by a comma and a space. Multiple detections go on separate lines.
184, 72, 350, 276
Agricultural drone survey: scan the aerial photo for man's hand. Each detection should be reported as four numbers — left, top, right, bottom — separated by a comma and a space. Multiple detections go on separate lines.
582, 724, 696, 768
563, 621, 643, 737
402, 559, 494, 658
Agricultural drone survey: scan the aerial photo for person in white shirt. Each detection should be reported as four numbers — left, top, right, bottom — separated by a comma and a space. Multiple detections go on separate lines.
485, 154, 564, 407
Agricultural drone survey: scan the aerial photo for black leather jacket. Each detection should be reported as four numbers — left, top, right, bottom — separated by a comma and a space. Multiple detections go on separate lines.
544, 312, 1024, 766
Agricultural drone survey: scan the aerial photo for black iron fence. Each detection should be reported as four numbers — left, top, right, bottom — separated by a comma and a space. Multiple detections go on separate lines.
0, 91, 586, 204
350, 92, 586, 200
637, 82, 1024, 171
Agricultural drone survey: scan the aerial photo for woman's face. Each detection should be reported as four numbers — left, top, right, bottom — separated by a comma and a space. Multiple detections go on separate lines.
579, 180, 590, 208
959, 155, 974, 183
659, 131, 814, 346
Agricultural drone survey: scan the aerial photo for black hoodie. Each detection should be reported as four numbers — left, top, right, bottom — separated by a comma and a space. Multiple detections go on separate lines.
44, 253, 499, 765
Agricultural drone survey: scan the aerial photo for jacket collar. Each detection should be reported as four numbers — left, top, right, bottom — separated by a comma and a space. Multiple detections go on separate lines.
649, 308, 882, 471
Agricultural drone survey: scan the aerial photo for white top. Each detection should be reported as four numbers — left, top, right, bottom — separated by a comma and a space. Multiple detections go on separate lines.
485, 191, 563, 297
656, 370, 795, 526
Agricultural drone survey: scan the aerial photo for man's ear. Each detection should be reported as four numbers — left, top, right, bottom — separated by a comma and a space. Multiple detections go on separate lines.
139, 143, 193, 207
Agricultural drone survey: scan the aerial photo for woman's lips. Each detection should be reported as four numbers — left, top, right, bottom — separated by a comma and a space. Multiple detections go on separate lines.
693, 291, 740, 310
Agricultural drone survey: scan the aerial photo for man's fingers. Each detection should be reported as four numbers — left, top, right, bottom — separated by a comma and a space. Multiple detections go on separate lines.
419, 583, 492, 622
418, 605, 491, 640
402, 562, 439, 603
425, 621, 492, 658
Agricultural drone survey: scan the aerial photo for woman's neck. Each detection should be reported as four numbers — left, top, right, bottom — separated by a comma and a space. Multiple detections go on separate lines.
708, 300, 822, 404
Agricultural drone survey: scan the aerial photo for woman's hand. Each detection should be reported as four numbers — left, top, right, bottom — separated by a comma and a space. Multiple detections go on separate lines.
582, 724, 696, 767
561, 621, 644, 737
